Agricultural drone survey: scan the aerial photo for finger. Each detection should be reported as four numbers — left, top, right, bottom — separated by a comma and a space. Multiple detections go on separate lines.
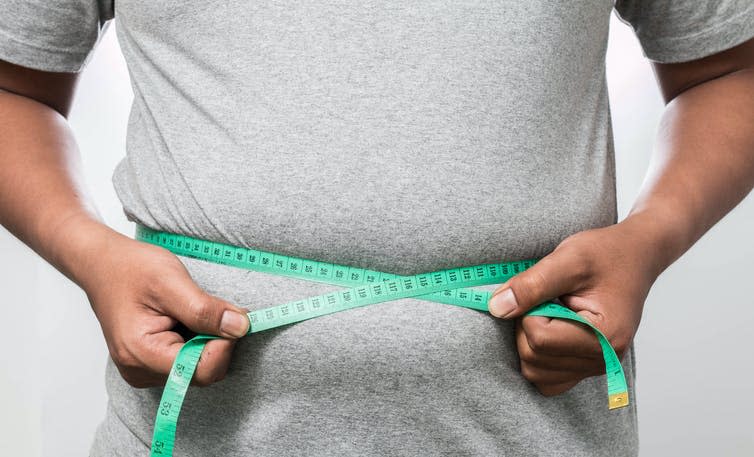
192, 338, 236, 386
136, 330, 186, 377
158, 278, 250, 338
534, 380, 581, 397
133, 330, 235, 387
520, 315, 602, 358
516, 321, 604, 369
114, 365, 169, 388
520, 361, 595, 385
119, 367, 175, 389
488, 248, 589, 319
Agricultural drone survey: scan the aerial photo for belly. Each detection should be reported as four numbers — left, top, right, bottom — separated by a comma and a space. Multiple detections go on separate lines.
101, 254, 638, 456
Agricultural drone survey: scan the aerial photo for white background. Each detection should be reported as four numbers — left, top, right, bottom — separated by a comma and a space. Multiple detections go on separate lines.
1, 13, 753, 456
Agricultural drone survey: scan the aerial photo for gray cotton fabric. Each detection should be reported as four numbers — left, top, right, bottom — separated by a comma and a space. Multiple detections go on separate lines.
2, 1, 754, 456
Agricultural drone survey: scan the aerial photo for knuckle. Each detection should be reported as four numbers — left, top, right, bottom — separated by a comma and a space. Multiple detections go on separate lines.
117, 367, 146, 388
214, 370, 228, 383
518, 343, 536, 362
586, 365, 604, 378
188, 299, 213, 327
111, 345, 138, 370
119, 371, 137, 386
527, 328, 548, 353
192, 371, 215, 387
611, 335, 631, 358
520, 363, 538, 383
193, 356, 224, 387
537, 384, 560, 397
559, 235, 594, 281
518, 269, 548, 300
193, 378, 211, 387
560, 231, 590, 251
125, 376, 150, 389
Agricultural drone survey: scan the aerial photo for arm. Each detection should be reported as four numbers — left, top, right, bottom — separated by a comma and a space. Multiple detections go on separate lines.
486, 38, 754, 395
0, 60, 249, 387
633, 39, 754, 274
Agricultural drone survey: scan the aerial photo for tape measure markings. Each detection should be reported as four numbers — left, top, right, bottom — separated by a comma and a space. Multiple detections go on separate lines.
135, 225, 629, 457
138, 225, 516, 311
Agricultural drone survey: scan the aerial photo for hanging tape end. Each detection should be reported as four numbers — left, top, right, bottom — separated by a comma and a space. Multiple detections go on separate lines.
608, 392, 629, 410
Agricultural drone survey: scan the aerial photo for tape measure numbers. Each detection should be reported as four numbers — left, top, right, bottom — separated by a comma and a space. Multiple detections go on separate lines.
135, 225, 629, 456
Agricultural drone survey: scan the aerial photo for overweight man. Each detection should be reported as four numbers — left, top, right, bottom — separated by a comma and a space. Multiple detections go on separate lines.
0, 1, 752, 455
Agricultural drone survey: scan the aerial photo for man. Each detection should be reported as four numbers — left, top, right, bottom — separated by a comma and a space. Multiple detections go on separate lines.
0, 1, 752, 455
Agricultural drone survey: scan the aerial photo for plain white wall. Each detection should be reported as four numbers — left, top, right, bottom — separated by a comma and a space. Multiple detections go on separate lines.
1, 13, 752, 456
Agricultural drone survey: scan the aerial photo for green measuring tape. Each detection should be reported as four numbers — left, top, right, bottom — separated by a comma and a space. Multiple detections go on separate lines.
135, 225, 629, 456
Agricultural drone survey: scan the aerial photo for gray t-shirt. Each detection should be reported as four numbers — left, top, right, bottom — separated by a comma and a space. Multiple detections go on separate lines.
2, 1, 753, 455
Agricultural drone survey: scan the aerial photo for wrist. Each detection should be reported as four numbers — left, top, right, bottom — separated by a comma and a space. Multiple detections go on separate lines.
621, 202, 695, 279
43, 213, 130, 291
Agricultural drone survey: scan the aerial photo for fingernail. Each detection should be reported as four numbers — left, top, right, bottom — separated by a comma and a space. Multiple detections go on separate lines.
488, 288, 518, 318
220, 310, 249, 338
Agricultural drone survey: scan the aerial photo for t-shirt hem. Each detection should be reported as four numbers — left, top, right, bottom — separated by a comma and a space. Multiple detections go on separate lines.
0, 26, 90, 73
637, 5, 754, 64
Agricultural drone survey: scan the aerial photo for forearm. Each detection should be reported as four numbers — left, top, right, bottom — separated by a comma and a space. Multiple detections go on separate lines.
625, 69, 754, 277
0, 89, 125, 288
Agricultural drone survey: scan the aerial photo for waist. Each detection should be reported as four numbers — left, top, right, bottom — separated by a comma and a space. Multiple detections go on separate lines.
173, 252, 517, 377
115, 147, 616, 276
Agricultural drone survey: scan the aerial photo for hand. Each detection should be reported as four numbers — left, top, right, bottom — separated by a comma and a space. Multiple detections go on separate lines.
78, 226, 250, 388
487, 218, 662, 396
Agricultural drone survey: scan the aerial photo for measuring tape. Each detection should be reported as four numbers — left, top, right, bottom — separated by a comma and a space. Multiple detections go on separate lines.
135, 225, 629, 456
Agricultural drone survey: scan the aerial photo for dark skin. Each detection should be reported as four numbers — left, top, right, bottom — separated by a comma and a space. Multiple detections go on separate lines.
1, 37, 753, 392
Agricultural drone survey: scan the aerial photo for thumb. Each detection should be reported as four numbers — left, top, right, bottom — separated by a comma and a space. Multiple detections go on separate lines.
487, 252, 586, 319
159, 279, 250, 338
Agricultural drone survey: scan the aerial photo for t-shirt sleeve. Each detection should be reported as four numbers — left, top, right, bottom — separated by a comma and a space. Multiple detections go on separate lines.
0, 0, 114, 73
614, 0, 754, 63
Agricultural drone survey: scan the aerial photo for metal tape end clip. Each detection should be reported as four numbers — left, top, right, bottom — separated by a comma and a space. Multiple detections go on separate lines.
608, 392, 630, 410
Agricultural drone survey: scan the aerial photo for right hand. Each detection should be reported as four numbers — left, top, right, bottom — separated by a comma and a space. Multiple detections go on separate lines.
79, 228, 250, 388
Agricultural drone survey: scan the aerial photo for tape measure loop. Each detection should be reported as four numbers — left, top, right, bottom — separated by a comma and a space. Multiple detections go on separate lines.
135, 225, 629, 457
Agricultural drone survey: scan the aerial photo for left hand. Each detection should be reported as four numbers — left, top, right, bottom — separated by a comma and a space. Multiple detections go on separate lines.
487, 219, 662, 396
